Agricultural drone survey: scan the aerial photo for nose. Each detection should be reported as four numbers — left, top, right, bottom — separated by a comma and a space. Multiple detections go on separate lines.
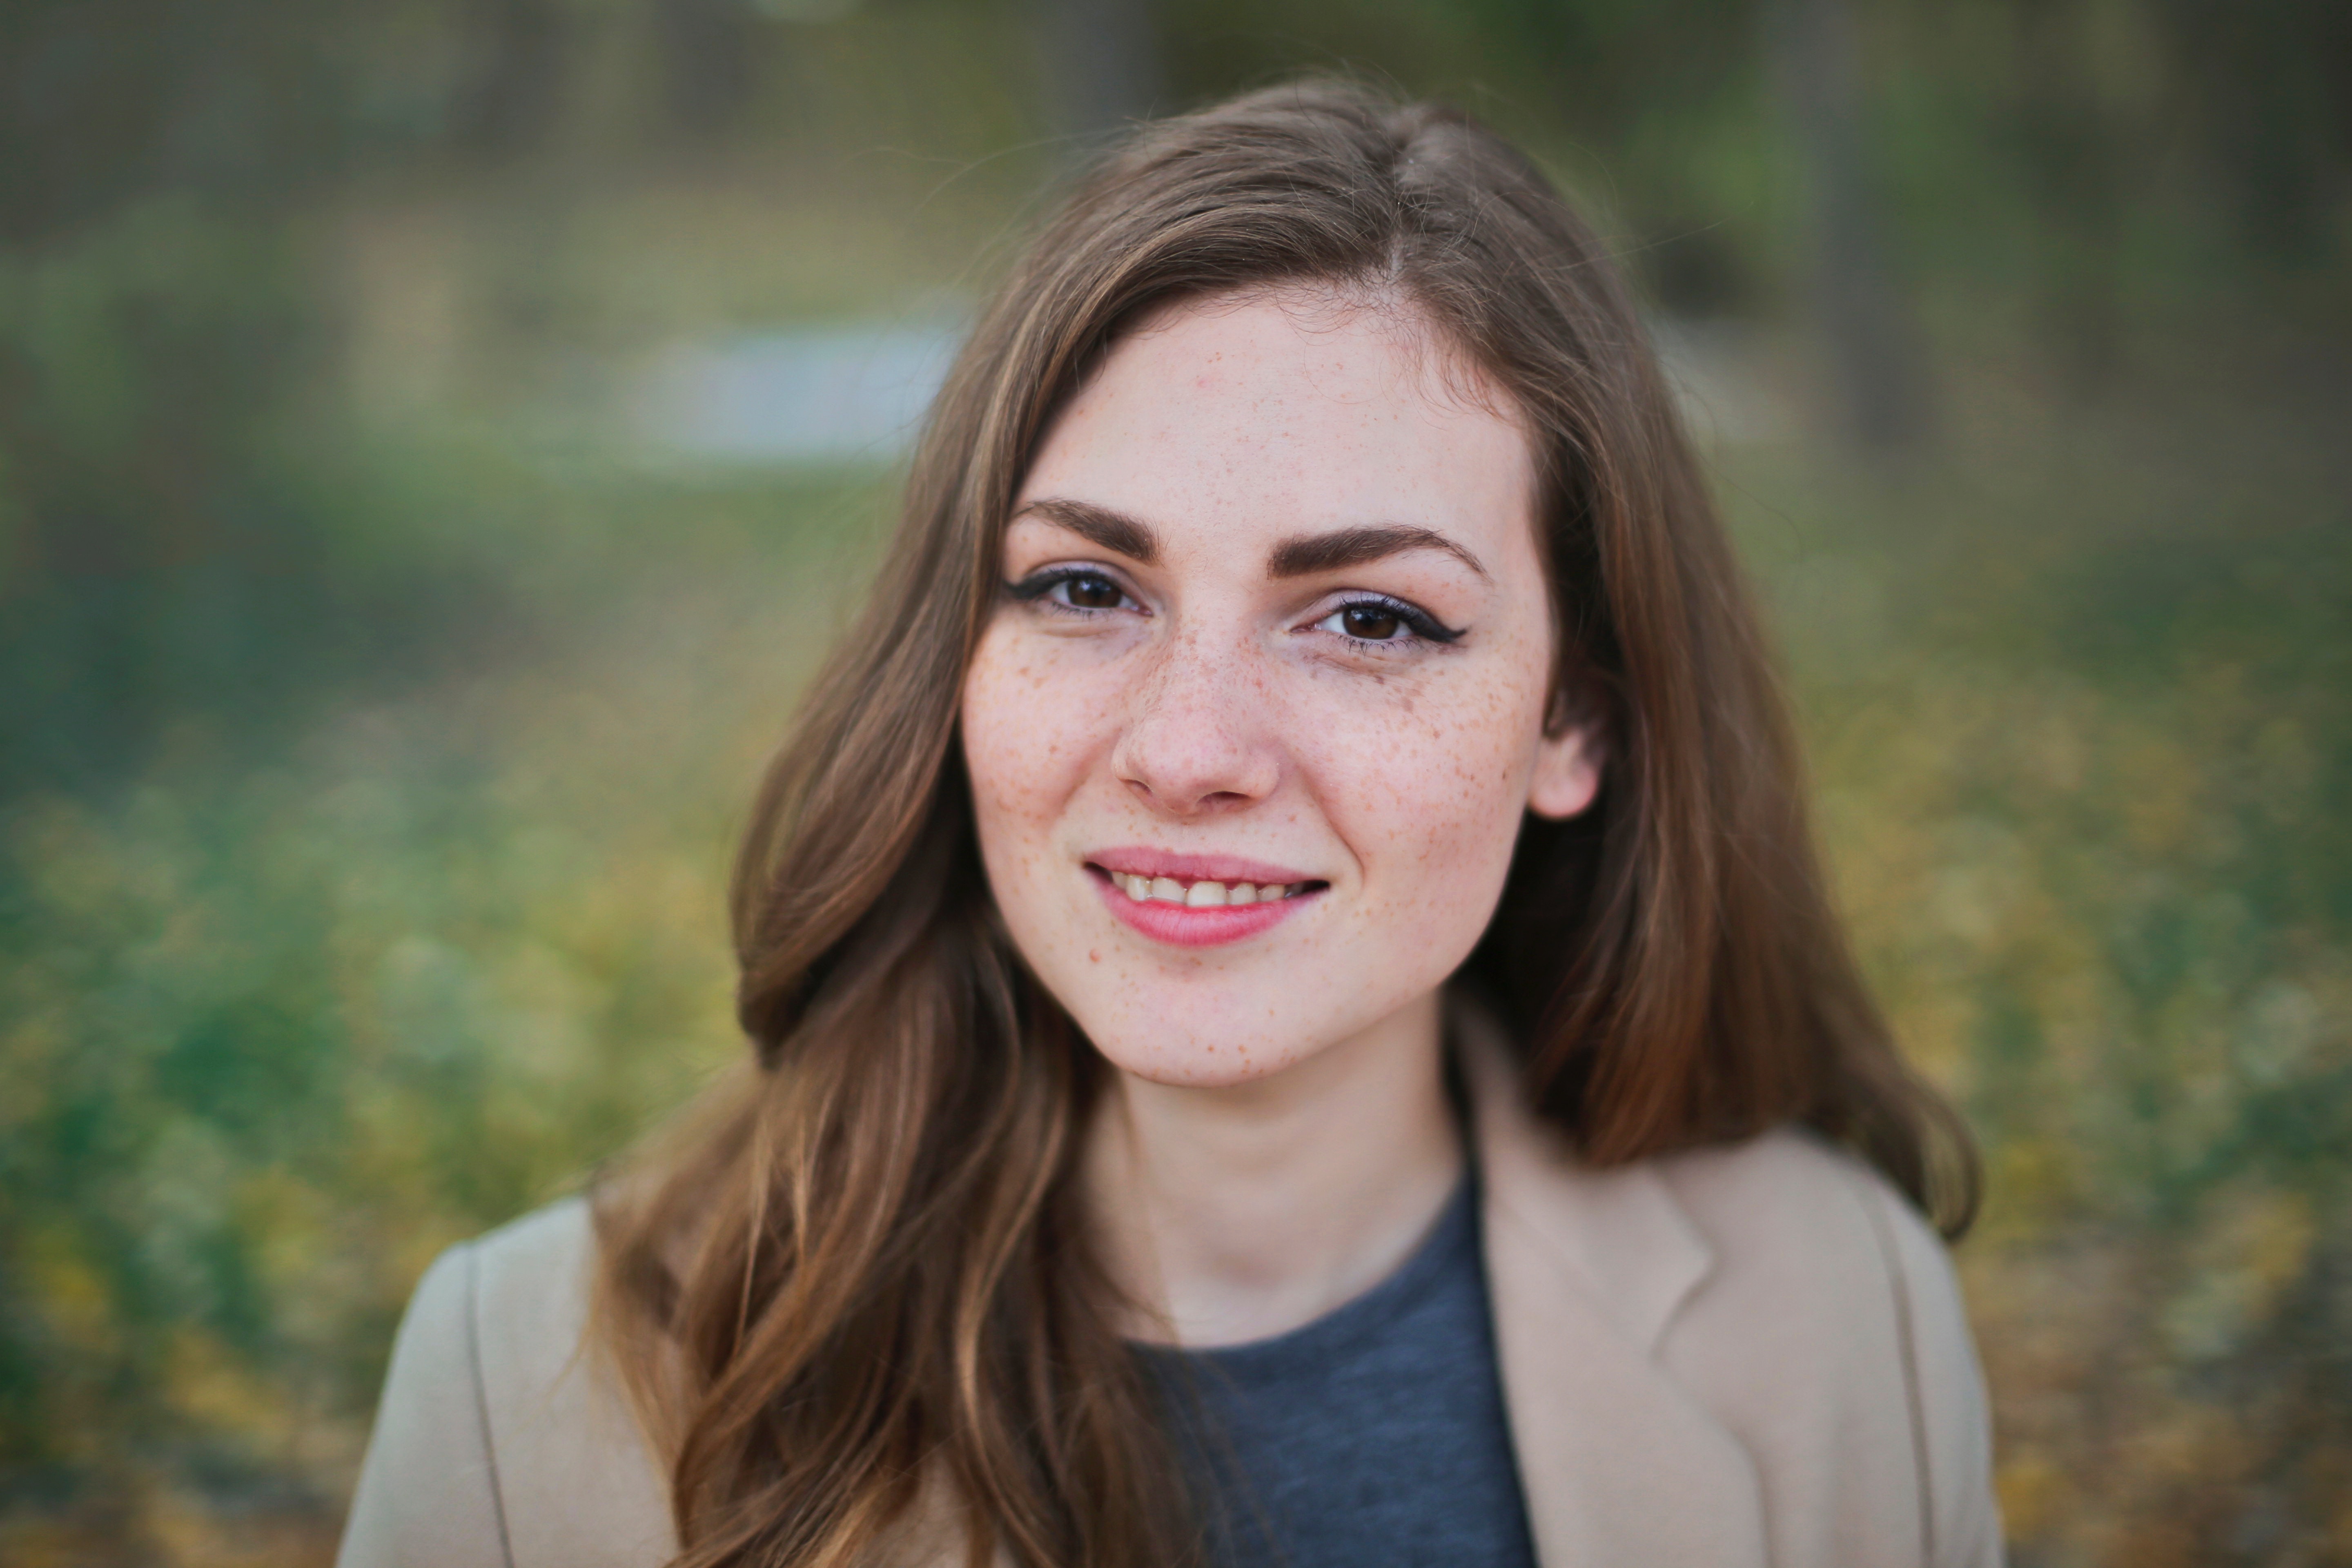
1110, 627, 1281, 817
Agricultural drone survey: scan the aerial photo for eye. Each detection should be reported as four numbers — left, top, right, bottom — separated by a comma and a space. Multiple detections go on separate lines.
1307, 594, 1462, 647
1056, 572, 1128, 610
1006, 565, 1142, 617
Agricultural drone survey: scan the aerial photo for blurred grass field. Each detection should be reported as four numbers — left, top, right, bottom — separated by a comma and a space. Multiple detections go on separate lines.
4, 2, 2350, 1563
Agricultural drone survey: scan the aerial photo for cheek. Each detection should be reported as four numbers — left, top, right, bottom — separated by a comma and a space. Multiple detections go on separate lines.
1315, 657, 1549, 904
960, 630, 1107, 866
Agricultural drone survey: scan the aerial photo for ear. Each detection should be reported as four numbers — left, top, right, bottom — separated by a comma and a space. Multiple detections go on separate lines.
1527, 722, 1603, 821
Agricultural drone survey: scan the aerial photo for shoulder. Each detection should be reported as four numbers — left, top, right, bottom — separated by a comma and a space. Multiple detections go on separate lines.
339, 1198, 676, 1568
472, 1194, 601, 1282
1650, 1126, 1939, 1304
461, 1196, 605, 1390
1648, 1127, 1980, 1409
1648, 1129, 2002, 1568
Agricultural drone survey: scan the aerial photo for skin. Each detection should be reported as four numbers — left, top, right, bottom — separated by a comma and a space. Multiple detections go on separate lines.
959, 287, 1599, 1345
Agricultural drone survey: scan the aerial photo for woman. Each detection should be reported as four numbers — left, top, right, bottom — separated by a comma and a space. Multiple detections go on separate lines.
340, 82, 1999, 1568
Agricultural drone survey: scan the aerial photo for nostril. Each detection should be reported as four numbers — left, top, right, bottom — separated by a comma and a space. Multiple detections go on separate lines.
1111, 723, 1282, 814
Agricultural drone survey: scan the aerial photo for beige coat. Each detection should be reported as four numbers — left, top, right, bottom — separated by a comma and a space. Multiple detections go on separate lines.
338, 1023, 2003, 1568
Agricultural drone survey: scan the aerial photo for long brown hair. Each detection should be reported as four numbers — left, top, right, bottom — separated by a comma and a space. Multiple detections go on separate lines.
596, 79, 1979, 1568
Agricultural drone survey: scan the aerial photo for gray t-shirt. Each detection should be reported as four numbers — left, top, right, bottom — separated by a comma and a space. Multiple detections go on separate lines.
1137, 1176, 1538, 1568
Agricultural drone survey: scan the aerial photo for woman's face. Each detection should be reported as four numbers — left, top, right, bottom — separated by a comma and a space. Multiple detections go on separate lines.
960, 289, 1598, 1089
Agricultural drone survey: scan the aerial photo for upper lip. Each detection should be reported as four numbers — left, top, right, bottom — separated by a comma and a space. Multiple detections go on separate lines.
1087, 847, 1321, 886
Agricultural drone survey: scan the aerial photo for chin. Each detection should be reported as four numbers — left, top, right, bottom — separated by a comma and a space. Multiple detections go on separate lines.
1093, 1039, 1307, 1091
1070, 998, 1325, 1091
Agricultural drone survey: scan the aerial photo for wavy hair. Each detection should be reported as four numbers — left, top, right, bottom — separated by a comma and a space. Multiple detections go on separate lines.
595, 79, 1979, 1568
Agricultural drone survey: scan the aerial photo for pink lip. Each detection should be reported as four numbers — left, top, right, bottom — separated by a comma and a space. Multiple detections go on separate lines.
1083, 847, 1325, 951
1087, 847, 1318, 886
1091, 870, 1317, 947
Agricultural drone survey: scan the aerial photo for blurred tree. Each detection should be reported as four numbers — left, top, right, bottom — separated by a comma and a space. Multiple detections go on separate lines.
1034, 0, 1165, 143
2151, 0, 2352, 266
655, 0, 760, 137
0, 0, 531, 799
1763, 0, 1932, 448
454, 0, 575, 156
2007, 0, 2128, 393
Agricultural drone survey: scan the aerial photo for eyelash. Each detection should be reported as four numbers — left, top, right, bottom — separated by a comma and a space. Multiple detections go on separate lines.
1003, 567, 1463, 649
1006, 567, 1140, 616
1312, 592, 1464, 648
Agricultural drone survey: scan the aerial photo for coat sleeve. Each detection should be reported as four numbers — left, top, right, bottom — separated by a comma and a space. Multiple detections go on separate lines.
1868, 1183, 2005, 1568
337, 1243, 514, 1568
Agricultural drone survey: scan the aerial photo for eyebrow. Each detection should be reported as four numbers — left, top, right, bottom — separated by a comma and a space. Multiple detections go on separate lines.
1268, 525, 1490, 582
1013, 498, 1159, 563
1013, 499, 1488, 582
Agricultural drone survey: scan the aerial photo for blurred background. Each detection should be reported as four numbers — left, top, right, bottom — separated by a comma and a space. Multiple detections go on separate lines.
1, 0, 2347, 1562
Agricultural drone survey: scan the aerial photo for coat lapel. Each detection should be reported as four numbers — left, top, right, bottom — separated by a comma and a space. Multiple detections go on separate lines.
1460, 1006, 1771, 1568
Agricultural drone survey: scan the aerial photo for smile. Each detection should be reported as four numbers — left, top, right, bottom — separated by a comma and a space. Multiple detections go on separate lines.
1084, 853, 1326, 948
1107, 873, 1308, 906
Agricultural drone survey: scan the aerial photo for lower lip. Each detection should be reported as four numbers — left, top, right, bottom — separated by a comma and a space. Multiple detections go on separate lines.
1092, 871, 1316, 948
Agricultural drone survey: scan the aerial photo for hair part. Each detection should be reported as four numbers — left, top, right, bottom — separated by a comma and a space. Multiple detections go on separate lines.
596, 77, 1979, 1568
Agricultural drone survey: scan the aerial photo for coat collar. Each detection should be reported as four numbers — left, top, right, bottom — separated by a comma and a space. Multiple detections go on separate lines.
1457, 996, 1771, 1568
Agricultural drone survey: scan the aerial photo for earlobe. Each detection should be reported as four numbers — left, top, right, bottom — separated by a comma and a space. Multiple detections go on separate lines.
1527, 725, 1602, 820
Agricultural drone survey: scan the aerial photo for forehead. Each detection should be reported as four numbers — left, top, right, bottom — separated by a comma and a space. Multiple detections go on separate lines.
1017, 289, 1537, 559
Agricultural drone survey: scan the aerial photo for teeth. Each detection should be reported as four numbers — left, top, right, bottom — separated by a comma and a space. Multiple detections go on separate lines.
1107, 871, 1305, 906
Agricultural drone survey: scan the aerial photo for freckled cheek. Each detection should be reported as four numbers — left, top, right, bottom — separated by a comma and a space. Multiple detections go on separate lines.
1312, 682, 1545, 884
961, 638, 1127, 822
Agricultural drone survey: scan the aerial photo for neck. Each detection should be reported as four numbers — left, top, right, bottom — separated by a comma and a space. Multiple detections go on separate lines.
1082, 988, 1463, 1348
